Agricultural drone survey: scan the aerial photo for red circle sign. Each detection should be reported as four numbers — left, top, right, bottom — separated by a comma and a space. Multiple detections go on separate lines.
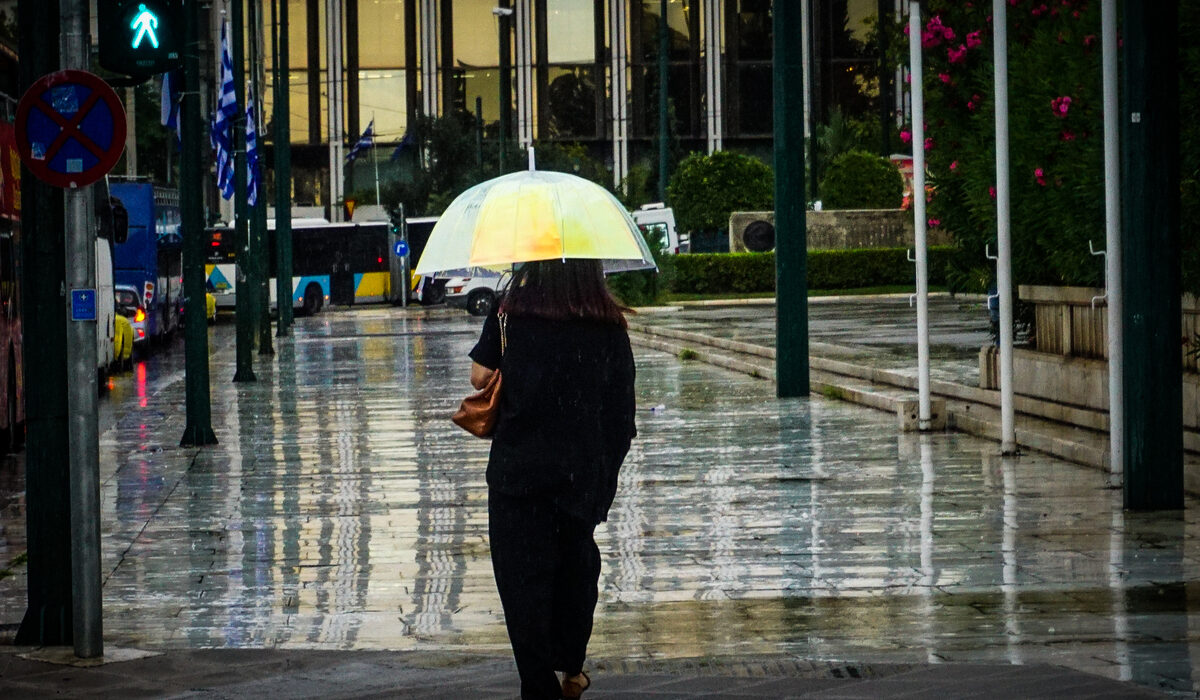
14, 69, 127, 189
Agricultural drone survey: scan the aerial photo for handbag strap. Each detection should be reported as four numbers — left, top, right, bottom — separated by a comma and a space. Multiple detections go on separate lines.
499, 312, 508, 356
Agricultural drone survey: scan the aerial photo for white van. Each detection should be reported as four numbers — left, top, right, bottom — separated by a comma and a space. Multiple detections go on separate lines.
631, 203, 683, 254
95, 237, 116, 380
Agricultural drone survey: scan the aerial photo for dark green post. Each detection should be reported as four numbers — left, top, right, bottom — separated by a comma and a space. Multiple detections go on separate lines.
657, 0, 669, 201
274, 0, 294, 336
498, 0, 511, 172
774, 0, 809, 397
475, 96, 484, 166
1120, 1, 1182, 509
877, 0, 891, 156
15, 0, 73, 647
249, 0, 272, 356
232, 0, 256, 382
179, 0, 218, 447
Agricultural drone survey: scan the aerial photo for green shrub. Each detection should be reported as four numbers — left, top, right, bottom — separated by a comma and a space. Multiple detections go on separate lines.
819, 150, 904, 210
666, 151, 774, 234
669, 247, 954, 295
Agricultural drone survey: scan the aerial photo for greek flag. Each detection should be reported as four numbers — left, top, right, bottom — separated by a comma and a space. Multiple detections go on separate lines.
246, 94, 260, 206
390, 130, 415, 161
345, 120, 374, 163
213, 21, 238, 200
159, 69, 181, 143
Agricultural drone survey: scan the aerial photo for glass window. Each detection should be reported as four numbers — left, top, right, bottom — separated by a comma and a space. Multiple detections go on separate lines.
737, 64, 772, 134
640, 0, 695, 61
358, 0, 406, 69
546, 0, 594, 64
460, 67, 505, 125
453, 0, 501, 68
736, 0, 770, 61
358, 70, 409, 138
544, 66, 595, 138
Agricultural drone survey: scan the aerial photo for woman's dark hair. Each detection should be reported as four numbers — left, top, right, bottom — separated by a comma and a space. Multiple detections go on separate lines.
499, 259, 629, 327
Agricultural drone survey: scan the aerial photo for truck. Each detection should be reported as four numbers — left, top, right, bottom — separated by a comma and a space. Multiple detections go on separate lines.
108, 182, 183, 345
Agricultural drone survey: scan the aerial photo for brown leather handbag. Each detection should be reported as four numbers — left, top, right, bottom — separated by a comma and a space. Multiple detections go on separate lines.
452, 313, 507, 438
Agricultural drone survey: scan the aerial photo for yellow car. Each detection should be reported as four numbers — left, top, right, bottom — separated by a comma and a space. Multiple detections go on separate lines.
113, 313, 134, 371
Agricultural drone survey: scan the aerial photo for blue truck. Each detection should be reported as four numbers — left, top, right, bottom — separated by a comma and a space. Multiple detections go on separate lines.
109, 182, 184, 346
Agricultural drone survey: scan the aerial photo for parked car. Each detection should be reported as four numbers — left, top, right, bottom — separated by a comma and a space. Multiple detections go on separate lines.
115, 284, 149, 352
113, 314, 133, 370
445, 269, 506, 317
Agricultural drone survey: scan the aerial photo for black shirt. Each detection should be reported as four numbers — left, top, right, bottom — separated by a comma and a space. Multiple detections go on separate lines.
469, 307, 637, 524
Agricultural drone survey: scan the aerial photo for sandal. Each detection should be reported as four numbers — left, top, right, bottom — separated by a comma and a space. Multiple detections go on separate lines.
561, 670, 590, 699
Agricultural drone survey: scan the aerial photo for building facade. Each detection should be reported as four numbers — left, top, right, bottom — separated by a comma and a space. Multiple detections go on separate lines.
254, 0, 893, 213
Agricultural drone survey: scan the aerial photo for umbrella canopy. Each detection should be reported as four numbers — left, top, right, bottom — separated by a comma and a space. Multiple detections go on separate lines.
413, 170, 657, 276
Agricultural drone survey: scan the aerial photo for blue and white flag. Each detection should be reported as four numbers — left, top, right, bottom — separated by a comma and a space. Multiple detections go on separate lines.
345, 120, 374, 163
213, 21, 238, 200
160, 69, 182, 144
390, 130, 416, 161
246, 94, 261, 206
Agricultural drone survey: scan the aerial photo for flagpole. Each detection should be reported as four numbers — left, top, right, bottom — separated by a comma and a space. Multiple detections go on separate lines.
372, 113, 381, 206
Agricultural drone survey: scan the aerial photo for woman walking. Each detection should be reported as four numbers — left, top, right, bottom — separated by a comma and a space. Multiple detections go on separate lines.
468, 259, 637, 699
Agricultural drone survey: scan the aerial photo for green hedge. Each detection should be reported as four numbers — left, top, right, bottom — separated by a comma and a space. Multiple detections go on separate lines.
670, 247, 954, 295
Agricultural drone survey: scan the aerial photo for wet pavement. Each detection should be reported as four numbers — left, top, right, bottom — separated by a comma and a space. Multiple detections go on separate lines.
0, 300, 1196, 698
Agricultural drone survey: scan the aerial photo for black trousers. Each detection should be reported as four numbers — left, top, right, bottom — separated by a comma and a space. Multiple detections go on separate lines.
489, 490, 601, 700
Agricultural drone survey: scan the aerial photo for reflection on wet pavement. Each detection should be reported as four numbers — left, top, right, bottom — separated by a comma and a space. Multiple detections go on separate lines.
1, 304, 1197, 696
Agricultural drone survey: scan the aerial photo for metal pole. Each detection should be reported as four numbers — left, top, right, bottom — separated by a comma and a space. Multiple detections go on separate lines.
908, 3, 931, 427
274, 0, 294, 336
657, 0, 669, 201
60, 0, 102, 658
992, 0, 1016, 453
774, 0, 809, 397
1101, 0, 1122, 487
498, 1, 512, 171
233, 0, 257, 382
250, 0, 273, 356
372, 112, 381, 205
475, 96, 484, 166
180, 0, 219, 446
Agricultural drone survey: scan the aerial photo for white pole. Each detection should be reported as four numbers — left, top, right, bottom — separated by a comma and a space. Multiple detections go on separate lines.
908, 3, 932, 427
993, 0, 1016, 453
372, 113, 381, 206
528, 145, 536, 170
1102, 0, 1123, 486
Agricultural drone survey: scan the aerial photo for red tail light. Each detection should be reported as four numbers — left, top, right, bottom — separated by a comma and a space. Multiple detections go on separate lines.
134, 308, 146, 323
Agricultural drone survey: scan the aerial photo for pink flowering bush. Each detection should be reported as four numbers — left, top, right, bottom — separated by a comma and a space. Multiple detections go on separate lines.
888, 1, 1110, 290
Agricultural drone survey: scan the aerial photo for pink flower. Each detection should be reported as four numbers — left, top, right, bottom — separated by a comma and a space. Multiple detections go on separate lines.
939, 72, 954, 84
1035, 167, 1047, 186
1083, 34, 1096, 47
922, 30, 942, 49
1060, 130, 1076, 141
903, 23, 910, 35
948, 44, 968, 63
924, 137, 935, 151
950, 160, 959, 172
900, 130, 912, 144
1051, 95, 1072, 117
967, 100, 978, 112
1032, 3, 1048, 16
966, 31, 983, 48
1073, 9, 1081, 18
989, 186, 996, 199
927, 218, 941, 228
1008, 0, 1018, 6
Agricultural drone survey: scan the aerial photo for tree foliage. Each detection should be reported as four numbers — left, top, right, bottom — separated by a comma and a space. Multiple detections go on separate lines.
665, 150, 774, 234
820, 150, 904, 209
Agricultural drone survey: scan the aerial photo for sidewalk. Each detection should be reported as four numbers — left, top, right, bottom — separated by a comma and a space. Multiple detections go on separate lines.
0, 303, 1193, 698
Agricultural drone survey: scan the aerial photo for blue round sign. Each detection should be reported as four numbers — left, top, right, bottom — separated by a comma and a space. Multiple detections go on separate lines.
394, 240, 409, 257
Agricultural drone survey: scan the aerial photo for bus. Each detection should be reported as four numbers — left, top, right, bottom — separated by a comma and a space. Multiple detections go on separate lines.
0, 121, 23, 453
109, 182, 183, 344
206, 220, 397, 315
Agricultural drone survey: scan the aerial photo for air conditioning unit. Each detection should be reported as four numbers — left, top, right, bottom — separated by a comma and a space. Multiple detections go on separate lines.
728, 211, 776, 253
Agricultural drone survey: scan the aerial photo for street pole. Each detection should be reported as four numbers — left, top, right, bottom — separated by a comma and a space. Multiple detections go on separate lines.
233, 0, 257, 382
498, 1, 512, 172
274, 0, 294, 336
657, 0, 668, 202
1101, 0, 1122, 487
1120, 0, 1182, 509
992, 0, 1016, 454
774, 0, 809, 397
475, 96, 484, 166
60, 0, 102, 658
250, 0, 273, 356
180, 0, 218, 447
908, 3, 931, 428
15, 0, 74, 649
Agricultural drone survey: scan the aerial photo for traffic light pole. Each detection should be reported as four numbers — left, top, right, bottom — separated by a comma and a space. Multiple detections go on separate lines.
273, 0, 293, 336
61, 0, 103, 659
179, 0, 218, 447
232, 0, 256, 382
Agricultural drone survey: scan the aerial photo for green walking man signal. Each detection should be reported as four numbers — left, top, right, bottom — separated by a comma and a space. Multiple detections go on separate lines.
98, 0, 181, 78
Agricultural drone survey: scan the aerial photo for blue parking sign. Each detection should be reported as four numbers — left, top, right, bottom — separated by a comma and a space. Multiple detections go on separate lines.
71, 288, 97, 321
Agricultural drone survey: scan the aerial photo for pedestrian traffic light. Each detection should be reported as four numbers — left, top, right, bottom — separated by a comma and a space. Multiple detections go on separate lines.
98, 0, 183, 78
